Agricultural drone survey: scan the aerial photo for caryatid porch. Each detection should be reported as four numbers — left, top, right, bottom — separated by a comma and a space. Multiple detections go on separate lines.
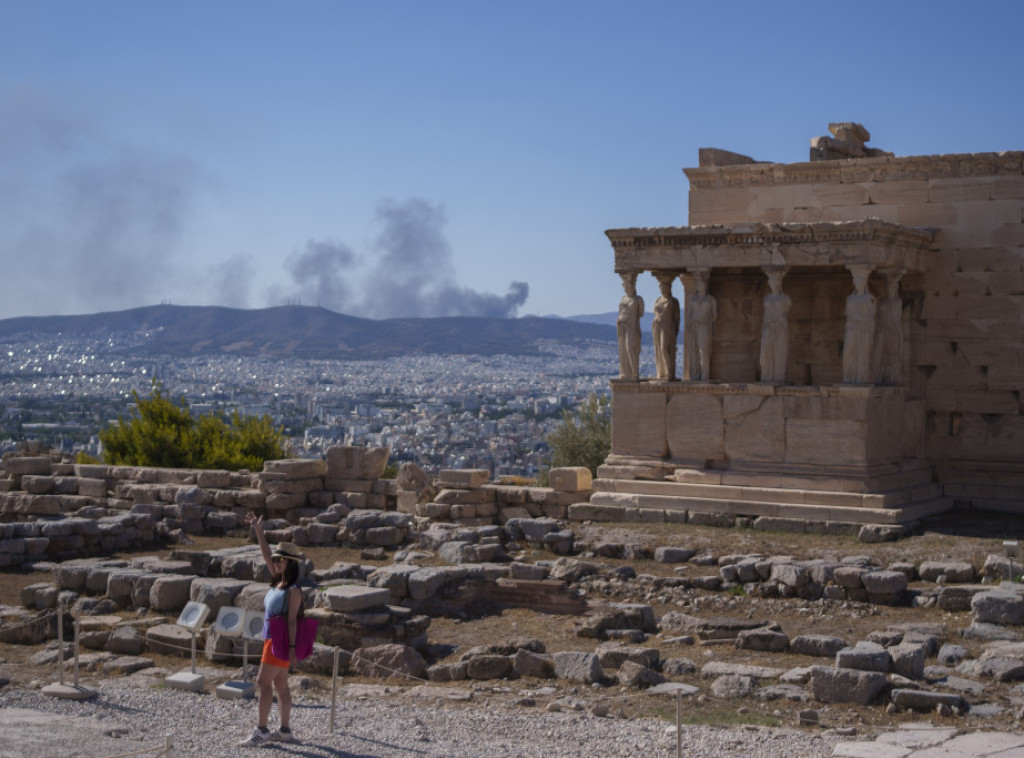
597, 219, 949, 527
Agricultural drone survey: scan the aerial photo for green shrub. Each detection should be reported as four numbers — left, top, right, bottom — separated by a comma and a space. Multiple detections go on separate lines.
100, 383, 285, 470
542, 394, 611, 478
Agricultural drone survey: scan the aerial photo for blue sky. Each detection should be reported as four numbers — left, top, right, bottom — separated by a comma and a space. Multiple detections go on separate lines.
1, 1, 1021, 321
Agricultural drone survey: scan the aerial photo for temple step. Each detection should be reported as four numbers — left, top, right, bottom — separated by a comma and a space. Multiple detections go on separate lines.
587, 488, 950, 526
592, 477, 942, 510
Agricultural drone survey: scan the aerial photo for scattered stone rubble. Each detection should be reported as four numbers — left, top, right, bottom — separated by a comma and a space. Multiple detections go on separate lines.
6, 447, 1024, 722
5, 522, 1024, 722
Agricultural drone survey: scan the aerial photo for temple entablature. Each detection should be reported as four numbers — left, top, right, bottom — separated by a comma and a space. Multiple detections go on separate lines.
607, 219, 936, 276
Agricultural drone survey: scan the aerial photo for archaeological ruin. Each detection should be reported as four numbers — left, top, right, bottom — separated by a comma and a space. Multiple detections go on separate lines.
601, 122, 1024, 530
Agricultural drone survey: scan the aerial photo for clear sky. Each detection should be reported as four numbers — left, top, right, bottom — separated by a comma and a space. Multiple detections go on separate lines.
1, 1, 1021, 321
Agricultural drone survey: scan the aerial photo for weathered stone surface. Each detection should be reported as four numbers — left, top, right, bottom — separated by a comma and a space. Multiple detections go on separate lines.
735, 628, 789, 652
512, 648, 554, 678
326, 445, 389, 481
710, 674, 757, 699
618, 660, 665, 689
323, 585, 390, 612
595, 644, 659, 670
263, 458, 327, 479
700, 662, 785, 679
937, 644, 968, 667
790, 635, 848, 658
755, 684, 811, 702
890, 688, 967, 712
188, 578, 249, 617
660, 612, 767, 640
919, 561, 975, 583
465, 654, 513, 680
104, 626, 144, 655
552, 651, 603, 683
144, 623, 194, 657
972, 590, 1024, 625
808, 665, 888, 705
836, 641, 890, 673
654, 547, 697, 564
888, 643, 926, 680
548, 467, 592, 493
350, 644, 426, 680
662, 658, 697, 676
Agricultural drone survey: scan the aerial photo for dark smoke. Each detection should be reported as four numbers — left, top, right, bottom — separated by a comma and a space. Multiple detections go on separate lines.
0, 89, 205, 316
280, 239, 357, 310
356, 198, 529, 318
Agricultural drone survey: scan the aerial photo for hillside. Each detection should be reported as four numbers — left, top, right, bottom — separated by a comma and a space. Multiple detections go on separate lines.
0, 305, 616, 359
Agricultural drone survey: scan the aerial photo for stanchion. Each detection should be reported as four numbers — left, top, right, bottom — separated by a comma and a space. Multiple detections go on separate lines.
166, 629, 206, 692
42, 605, 95, 700
330, 646, 340, 733
676, 689, 682, 758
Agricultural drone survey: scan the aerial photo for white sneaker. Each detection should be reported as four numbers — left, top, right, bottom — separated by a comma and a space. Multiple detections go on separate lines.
271, 728, 299, 744
239, 727, 273, 747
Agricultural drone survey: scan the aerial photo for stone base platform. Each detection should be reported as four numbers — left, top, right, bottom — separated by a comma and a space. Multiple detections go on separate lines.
589, 476, 951, 527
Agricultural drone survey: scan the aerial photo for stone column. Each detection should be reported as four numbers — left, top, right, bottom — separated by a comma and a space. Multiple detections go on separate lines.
842, 264, 877, 384
758, 267, 790, 383
616, 271, 644, 380
651, 271, 680, 381
683, 269, 716, 381
873, 269, 903, 385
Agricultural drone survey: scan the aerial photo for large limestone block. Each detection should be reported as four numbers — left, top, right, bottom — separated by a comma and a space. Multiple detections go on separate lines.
667, 393, 724, 463
3, 457, 52, 477
785, 419, 867, 466
262, 458, 326, 480
552, 651, 603, 684
326, 445, 390, 481
723, 394, 783, 464
437, 469, 489, 488
611, 389, 667, 458
548, 467, 592, 492
189, 578, 249, 617
972, 590, 1024, 626
323, 585, 390, 612
808, 665, 888, 705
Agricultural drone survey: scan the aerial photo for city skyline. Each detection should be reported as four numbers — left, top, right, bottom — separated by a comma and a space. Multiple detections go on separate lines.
2, 2, 1022, 321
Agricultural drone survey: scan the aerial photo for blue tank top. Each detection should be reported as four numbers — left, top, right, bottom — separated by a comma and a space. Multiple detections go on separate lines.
263, 587, 288, 638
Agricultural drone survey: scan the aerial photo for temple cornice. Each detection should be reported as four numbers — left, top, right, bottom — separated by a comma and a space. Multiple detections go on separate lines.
607, 219, 936, 273
684, 151, 1024, 189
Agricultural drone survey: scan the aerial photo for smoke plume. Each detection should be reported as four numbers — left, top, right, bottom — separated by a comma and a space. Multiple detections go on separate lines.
351, 197, 529, 318
0, 89, 205, 316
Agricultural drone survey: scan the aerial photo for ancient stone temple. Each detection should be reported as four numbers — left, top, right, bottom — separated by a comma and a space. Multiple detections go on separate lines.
597, 123, 1024, 530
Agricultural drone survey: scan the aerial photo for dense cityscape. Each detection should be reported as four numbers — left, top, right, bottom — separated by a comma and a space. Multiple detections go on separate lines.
0, 332, 628, 478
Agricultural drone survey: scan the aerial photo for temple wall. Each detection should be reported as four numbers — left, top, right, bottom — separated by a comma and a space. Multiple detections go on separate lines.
685, 152, 1024, 488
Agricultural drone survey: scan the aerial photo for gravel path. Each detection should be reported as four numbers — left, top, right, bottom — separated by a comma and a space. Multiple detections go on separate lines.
0, 676, 849, 758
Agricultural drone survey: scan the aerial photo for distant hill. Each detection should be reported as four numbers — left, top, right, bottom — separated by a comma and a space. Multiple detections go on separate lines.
565, 311, 656, 332
0, 305, 616, 359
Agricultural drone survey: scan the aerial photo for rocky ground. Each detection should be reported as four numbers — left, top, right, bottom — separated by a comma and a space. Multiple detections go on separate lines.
2, 510, 1024, 756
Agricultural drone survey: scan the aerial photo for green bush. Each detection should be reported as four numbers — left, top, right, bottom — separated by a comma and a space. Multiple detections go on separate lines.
540, 394, 611, 480
100, 383, 286, 470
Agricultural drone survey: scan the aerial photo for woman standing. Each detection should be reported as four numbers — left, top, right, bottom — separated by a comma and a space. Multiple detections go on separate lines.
239, 512, 306, 747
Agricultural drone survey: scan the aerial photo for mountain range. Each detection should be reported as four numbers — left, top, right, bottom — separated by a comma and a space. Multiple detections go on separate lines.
0, 305, 617, 359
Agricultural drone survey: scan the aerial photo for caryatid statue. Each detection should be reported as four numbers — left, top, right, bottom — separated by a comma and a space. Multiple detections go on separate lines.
842, 264, 877, 384
683, 270, 716, 381
759, 268, 791, 383
873, 270, 903, 385
651, 272, 680, 381
616, 271, 644, 380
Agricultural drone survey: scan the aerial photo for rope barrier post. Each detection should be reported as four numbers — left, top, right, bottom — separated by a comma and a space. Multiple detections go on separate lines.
57, 604, 65, 686
42, 608, 95, 700
330, 646, 339, 734
676, 689, 682, 758
73, 614, 81, 688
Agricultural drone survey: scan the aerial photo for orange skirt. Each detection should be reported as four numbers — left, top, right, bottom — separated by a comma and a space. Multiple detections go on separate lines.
261, 638, 289, 668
